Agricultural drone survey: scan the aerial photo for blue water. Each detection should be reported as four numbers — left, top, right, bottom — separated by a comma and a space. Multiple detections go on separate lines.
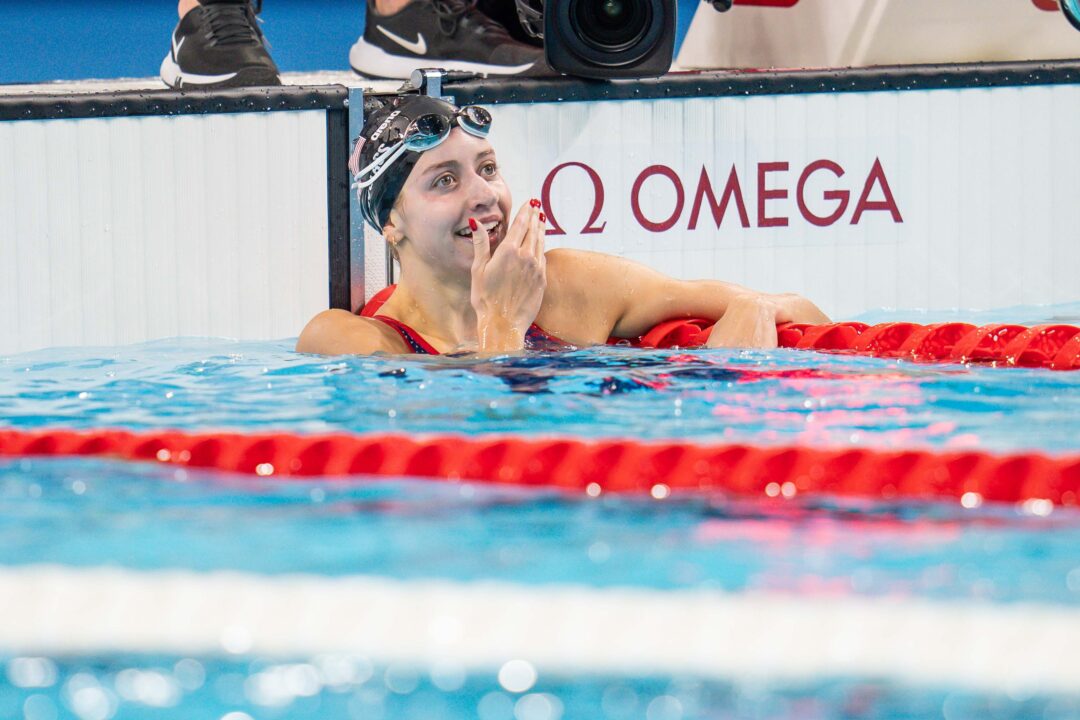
2, 338, 1080, 453
2, 457, 1079, 601
3, 654, 1079, 720
2, 312, 1080, 719
2, 457, 1080, 719
2, 456, 1080, 719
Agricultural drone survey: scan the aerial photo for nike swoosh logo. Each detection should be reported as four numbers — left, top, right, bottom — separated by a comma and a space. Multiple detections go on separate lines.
376, 26, 427, 55
169, 33, 237, 86
177, 70, 240, 86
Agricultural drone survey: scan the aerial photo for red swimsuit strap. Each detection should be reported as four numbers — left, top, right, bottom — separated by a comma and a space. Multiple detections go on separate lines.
372, 315, 568, 355
362, 287, 569, 353
525, 323, 570, 349
371, 315, 440, 355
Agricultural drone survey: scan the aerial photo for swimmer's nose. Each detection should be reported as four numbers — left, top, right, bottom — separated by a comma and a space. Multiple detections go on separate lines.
463, 168, 499, 213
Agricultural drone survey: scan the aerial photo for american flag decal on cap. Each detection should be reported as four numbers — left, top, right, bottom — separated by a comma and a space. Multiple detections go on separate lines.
347, 136, 366, 178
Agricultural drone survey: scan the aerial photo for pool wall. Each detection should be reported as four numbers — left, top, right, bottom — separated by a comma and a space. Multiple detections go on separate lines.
362, 62, 1071, 321
477, 80, 1079, 320
3, 63, 1079, 355
0, 88, 350, 356
390, 63, 1080, 320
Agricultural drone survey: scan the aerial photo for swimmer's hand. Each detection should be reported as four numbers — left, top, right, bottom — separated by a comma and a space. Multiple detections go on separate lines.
706, 294, 781, 349
469, 199, 546, 352
706, 293, 829, 349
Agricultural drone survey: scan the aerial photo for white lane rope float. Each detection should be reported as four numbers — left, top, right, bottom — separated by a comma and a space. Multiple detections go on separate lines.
1, 565, 1078, 694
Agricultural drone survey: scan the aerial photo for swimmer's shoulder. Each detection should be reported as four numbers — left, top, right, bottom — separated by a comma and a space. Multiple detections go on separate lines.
543, 247, 631, 301
296, 309, 410, 356
542, 247, 593, 308
543, 247, 609, 291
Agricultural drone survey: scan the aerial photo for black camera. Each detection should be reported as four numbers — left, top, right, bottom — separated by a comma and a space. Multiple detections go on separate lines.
534, 0, 676, 79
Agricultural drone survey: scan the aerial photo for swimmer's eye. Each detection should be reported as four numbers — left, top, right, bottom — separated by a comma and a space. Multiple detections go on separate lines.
480, 161, 499, 177
433, 173, 457, 190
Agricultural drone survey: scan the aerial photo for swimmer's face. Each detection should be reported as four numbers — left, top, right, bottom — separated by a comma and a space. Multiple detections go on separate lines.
390, 128, 511, 273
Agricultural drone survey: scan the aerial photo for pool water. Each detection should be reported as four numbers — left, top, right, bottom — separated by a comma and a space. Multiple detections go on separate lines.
2, 459, 1080, 719
1, 308, 1079, 720
2, 337, 1080, 453
4, 654, 1080, 720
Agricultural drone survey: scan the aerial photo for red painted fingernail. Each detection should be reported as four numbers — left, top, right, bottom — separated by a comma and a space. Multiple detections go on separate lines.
530, 198, 541, 208
469, 217, 478, 231
539, 212, 546, 223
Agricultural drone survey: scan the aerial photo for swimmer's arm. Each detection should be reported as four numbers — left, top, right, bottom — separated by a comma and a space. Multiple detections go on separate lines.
295, 310, 408, 355
544, 249, 747, 339
544, 248, 828, 340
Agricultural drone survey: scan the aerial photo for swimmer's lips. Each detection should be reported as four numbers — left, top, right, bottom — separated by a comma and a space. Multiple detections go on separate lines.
454, 220, 503, 245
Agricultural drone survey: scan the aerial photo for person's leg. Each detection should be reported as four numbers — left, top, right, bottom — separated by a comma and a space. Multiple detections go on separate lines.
374, 0, 411, 15
350, 0, 550, 79
161, 0, 281, 89
178, 0, 199, 19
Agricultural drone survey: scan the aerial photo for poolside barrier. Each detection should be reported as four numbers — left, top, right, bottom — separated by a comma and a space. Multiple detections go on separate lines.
3, 428, 1077, 507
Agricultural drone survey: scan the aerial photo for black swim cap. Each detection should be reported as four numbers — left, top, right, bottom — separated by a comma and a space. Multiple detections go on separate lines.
352, 95, 462, 232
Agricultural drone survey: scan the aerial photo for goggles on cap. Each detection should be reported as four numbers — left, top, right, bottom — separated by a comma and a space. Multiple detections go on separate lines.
353, 105, 493, 191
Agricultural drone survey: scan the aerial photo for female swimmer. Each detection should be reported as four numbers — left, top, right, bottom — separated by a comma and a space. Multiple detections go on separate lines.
297, 95, 829, 355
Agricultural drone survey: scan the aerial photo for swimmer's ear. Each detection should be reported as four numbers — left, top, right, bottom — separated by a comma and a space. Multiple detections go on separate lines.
387, 202, 406, 228
385, 207, 407, 242
383, 211, 404, 260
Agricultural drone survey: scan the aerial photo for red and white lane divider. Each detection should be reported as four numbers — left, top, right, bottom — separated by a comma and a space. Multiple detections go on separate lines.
647, 319, 1080, 370
2, 429, 1078, 506
2, 565, 1079, 693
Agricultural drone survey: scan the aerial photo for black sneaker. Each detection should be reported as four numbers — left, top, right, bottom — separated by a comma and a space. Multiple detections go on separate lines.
161, 0, 281, 89
350, 0, 549, 79
476, 0, 542, 47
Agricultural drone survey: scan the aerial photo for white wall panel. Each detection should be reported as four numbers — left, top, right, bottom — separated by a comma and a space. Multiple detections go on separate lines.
1051, 86, 1080, 307
487, 83, 1080, 319
10, 121, 52, 351
0, 110, 330, 355
84, 117, 118, 345
141, 116, 181, 342
0, 119, 18, 348
109, 117, 149, 347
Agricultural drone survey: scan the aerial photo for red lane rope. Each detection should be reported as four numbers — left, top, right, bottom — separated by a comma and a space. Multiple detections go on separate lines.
2, 429, 1078, 506
647, 319, 1080, 369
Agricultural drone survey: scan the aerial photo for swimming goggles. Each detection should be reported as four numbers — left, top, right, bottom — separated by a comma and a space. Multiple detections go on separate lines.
353, 105, 493, 190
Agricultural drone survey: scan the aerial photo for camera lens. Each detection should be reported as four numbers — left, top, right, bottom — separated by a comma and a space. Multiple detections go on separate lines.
571, 0, 651, 52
